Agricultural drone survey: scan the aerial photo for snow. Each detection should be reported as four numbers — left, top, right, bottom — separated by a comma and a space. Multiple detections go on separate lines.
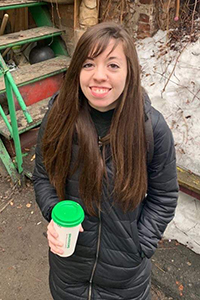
136, 30, 200, 175
164, 191, 200, 255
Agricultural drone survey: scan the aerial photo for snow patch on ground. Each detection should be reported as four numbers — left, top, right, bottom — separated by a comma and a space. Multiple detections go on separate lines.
164, 191, 200, 254
136, 30, 200, 175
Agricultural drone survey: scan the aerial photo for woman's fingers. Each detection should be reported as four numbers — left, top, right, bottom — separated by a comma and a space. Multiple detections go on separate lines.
47, 220, 58, 239
79, 224, 84, 232
47, 231, 63, 247
47, 220, 84, 255
49, 240, 64, 255
47, 220, 63, 254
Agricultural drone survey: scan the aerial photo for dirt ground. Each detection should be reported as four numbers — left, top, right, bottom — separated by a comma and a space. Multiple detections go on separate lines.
0, 176, 51, 300
0, 174, 199, 300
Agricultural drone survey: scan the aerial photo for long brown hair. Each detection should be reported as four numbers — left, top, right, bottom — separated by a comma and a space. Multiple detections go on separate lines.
42, 22, 147, 215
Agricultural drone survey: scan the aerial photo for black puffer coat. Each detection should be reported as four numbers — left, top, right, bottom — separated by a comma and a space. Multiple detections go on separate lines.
33, 93, 179, 300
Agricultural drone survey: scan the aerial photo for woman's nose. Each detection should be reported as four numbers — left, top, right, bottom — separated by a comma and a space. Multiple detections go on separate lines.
93, 66, 107, 81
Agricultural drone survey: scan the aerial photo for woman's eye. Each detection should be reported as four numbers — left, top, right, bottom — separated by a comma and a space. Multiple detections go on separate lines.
109, 64, 120, 69
82, 63, 94, 69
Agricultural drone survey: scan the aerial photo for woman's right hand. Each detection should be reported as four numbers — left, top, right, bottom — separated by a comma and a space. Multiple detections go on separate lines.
47, 220, 64, 255
47, 220, 84, 255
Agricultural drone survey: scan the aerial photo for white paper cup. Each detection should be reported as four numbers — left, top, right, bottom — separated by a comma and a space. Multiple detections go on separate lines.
52, 201, 85, 257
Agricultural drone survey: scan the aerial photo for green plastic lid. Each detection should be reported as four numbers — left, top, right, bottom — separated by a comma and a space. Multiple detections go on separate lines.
52, 201, 84, 227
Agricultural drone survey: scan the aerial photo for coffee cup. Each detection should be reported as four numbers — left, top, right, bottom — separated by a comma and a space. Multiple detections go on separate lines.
52, 200, 85, 257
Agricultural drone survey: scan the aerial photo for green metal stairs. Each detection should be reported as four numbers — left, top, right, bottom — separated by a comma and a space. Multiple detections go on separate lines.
0, 0, 70, 183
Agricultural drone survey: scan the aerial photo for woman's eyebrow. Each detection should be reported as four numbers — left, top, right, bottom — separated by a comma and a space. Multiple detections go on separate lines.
107, 56, 123, 62
108, 56, 117, 60
85, 56, 122, 61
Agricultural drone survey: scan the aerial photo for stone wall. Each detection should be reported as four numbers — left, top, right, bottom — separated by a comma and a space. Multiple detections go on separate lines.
51, 0, 178, 55
100, 0, 176, 39
132, 0, 156, 38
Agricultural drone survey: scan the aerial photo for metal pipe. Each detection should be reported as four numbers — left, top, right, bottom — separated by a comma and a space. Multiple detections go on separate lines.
0, 2, 46, 12
0, 104, 13, 136
0, 54, 32, 123
0, 138, 19, 183
6, 71, 33, 123
4, 76, 23, 174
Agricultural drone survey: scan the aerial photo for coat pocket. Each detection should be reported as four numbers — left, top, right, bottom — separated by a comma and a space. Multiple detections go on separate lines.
129, 218, 145, 260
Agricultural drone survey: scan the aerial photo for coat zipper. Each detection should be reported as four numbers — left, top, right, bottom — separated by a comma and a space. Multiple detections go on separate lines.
88, 207, 102, 300
98, 136, 103, 149
88, 137, 103, 299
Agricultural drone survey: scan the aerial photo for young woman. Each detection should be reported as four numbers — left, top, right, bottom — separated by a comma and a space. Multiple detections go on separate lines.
33, 22, 178, 300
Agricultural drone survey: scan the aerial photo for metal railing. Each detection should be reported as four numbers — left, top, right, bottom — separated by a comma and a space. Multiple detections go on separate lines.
0, 53, 32, 177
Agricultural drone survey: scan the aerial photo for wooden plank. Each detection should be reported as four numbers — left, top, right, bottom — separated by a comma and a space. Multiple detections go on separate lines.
0, 55, 70, 93
0, 1, 39, 8
74, 0, 80, 29
18, 7, 28, 31
0, 26, 62, 50
8, 7, 29, 32
7, 9, 16, 33
24, 7, 29, 30
180, 185, 200, 201
177, 166, 200, 195
0, 97, 50, 138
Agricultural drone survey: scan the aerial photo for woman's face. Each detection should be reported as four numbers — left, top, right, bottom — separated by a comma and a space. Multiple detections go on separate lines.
79, 39, 127, 112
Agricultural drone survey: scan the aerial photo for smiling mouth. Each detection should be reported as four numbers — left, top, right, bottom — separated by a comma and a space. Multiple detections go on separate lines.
90, 87, 111, 94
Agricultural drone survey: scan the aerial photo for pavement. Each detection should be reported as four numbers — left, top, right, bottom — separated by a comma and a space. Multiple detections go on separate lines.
153, 191, 200, 299
152, 239, 200, 299
0, 174, 200, 300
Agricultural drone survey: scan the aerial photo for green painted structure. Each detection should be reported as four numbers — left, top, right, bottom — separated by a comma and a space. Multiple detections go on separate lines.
0, 0, 69, 183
